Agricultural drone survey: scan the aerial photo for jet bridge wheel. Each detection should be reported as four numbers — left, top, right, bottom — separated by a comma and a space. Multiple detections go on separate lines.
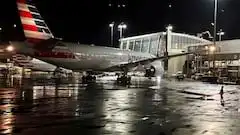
117, 75, 131, 85
82, 75, 96, 84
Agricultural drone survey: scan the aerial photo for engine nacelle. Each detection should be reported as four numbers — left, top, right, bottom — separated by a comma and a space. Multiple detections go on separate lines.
145, 66, 155, 77
145, 60, 164, 77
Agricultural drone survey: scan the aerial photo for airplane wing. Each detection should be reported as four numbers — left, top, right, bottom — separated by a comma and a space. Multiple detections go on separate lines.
106, 52, 192, 71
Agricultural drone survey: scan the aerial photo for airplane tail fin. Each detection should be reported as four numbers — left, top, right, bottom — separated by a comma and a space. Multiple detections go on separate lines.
16, 0, 54, 45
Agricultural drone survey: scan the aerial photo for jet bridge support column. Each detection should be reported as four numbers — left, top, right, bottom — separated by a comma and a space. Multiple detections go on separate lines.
163, 25, 172, 77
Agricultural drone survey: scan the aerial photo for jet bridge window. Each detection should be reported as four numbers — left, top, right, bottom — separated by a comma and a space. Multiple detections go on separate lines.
141, 38, 150, 53
129, 41, 134, 50
134, 40, 141, 52
122, 42, 127, 50
149, 36, 158, 55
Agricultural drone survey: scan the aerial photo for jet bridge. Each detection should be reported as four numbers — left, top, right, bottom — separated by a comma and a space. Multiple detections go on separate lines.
119, 30, 212, 76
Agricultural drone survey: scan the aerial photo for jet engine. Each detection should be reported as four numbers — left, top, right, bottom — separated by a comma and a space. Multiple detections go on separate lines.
144, 60, 164, 77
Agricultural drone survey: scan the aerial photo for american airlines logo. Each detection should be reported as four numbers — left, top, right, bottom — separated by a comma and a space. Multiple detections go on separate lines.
17, 0, 53, 41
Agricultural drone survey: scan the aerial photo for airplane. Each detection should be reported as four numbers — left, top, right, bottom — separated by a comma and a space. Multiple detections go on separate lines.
9, 0, 192, 84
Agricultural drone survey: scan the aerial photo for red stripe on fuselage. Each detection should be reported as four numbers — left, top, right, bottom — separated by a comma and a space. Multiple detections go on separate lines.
17, 0, 26, 3
26, 38, 44, 45
19, 10, 32, 18
34, 52, 75, 59
23, 24, 38, 31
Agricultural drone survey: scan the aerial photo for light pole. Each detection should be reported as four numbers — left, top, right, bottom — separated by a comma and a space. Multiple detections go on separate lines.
212, 0, 218, 75
109, 22, 114, 47
217, 29, 225, 41
213, 0, 218, 45
118, 22, 127, 39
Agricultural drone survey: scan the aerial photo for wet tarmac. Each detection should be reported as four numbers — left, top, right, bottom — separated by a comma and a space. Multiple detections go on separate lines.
1, 76, 240, 135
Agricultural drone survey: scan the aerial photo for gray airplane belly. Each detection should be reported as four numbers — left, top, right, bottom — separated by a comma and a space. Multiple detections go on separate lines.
74, 58, 110, 70
38, 57, 109, 71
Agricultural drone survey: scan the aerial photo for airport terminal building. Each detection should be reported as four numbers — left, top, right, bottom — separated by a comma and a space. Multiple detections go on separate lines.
188, 39, 240, 80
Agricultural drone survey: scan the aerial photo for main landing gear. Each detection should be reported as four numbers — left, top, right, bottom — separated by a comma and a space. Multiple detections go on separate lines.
116, 73, 131, 85
82, 71, 96, 84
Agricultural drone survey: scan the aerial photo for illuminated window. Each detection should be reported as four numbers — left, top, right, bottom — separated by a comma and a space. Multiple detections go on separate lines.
134, 40, 141, 52
141, 38, 149, 53
122, 42, 127, 49
149, 36, 158, 55
129, 41, 134, 50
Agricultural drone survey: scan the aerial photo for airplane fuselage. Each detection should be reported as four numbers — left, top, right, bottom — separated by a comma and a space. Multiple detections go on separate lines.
15, 41, 156, 71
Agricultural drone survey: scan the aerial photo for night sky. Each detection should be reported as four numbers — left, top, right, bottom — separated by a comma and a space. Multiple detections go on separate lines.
0, 0, 240, 46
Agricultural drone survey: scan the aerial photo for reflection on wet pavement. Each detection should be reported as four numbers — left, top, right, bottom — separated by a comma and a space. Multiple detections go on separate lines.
1, 77, 240, 135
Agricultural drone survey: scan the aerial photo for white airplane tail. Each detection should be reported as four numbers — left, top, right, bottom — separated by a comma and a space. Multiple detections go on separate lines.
16, 0, 54, 44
